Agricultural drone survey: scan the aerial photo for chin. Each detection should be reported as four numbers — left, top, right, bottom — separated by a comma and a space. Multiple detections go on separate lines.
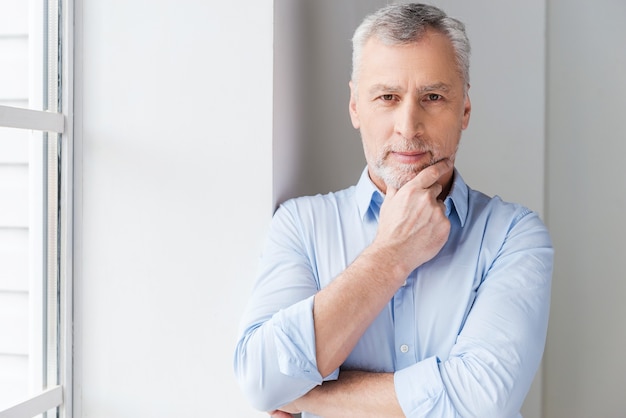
381, 171, 417, 190
378, 163, 424, 189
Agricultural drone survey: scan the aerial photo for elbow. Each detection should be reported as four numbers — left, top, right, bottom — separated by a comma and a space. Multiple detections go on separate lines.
238, 381, 279, 413
234, 358, 313, 412
234, 335, 314, 412
441, 356, 529, 417
465, 395, 519, 418
234, 342, 281, 412
234, 318, 323, 412
443, 381, 520, 418
234, 370, 282, 412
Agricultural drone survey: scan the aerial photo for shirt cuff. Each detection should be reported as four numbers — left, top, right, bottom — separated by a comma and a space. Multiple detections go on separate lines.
394, 356, 444, 416
272, 295, 340, 383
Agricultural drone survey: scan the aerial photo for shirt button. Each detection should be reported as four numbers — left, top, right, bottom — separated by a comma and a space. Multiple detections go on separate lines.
400, 344, 409, 353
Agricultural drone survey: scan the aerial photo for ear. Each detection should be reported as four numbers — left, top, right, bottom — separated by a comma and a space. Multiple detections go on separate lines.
348, 81, 360, 129
461, 85, 471, 130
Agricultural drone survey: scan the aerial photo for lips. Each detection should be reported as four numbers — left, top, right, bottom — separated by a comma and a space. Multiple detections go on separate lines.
390, 150, 429, 164
394, 151, 426, 157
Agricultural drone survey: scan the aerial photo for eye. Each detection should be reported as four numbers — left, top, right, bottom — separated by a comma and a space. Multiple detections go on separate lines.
426, 93, 442, 101
380, 94, 396, 101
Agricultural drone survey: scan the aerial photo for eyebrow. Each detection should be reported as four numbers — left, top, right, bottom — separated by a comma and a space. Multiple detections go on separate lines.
417, 82, 451, 94
368, 82, 451, 96
368, 84, 403, 96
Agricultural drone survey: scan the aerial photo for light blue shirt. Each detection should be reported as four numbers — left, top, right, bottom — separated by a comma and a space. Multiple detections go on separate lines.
234, 168, 553, 417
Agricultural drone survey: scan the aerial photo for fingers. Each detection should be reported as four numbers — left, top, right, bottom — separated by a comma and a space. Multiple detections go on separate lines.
409, 158, 453, 190
268, 411, 293, 418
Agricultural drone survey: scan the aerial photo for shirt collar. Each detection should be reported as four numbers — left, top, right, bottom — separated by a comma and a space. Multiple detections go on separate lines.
355, 168, 384, 221
355, 166, 469, 227
445, 169, 469, 227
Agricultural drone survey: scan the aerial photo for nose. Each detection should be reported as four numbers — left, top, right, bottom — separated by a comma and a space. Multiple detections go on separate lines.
394, 99, 424, 140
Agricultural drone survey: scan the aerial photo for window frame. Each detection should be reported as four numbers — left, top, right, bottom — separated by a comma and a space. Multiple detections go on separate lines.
0, 0, 73, 415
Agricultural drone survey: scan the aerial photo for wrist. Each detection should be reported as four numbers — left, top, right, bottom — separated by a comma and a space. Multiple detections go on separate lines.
361, 243, 412, 286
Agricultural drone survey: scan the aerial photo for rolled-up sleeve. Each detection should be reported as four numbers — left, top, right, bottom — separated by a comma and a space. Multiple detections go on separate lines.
234, 202, 339, 412
394, 210, 553, 417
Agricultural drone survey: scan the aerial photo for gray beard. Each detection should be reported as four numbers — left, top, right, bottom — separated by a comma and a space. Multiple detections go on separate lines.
373, 155, 436, 190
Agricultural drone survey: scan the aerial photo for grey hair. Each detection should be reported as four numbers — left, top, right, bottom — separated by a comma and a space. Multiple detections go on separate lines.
351, 3, 470, 90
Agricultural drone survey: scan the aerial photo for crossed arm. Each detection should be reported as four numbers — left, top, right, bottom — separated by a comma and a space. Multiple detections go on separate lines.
237, 159, 552, 417
269, 371, 402, 418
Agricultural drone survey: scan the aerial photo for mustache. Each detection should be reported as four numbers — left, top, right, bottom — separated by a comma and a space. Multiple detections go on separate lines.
382, 138, 431, 154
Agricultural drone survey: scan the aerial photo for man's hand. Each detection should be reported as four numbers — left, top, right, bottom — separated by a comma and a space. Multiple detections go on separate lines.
267, 410, 295, 418
268, 401, 300, 417
372, 158, 453, 279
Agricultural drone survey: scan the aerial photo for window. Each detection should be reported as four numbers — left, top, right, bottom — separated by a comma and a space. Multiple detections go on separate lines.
0, 0, 72, 416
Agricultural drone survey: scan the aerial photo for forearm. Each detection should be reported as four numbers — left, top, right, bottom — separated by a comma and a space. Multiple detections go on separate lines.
294, 371, 404, 418
313, 162, 452, 378
240, 244, 407, 411
313, 245, 408, 377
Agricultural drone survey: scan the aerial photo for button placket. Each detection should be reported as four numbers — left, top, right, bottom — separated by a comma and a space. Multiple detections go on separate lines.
393, 269, 417, 368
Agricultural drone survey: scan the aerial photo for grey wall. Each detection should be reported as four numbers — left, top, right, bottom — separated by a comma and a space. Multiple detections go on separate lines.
545, 1, 626, 416
273, 0, 383, 206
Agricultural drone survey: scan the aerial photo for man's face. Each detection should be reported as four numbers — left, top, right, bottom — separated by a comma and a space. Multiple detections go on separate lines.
349, 30, 471, 193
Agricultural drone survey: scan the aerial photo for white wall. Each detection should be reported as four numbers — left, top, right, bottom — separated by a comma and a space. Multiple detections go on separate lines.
74, 0, 272, 416
544, 1, 626, 416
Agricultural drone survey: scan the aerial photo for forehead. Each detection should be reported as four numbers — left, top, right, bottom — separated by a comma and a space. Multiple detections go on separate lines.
357, 30, 463, 91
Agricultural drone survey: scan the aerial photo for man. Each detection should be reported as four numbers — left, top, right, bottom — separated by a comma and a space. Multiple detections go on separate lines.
234, 3, 552, 417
